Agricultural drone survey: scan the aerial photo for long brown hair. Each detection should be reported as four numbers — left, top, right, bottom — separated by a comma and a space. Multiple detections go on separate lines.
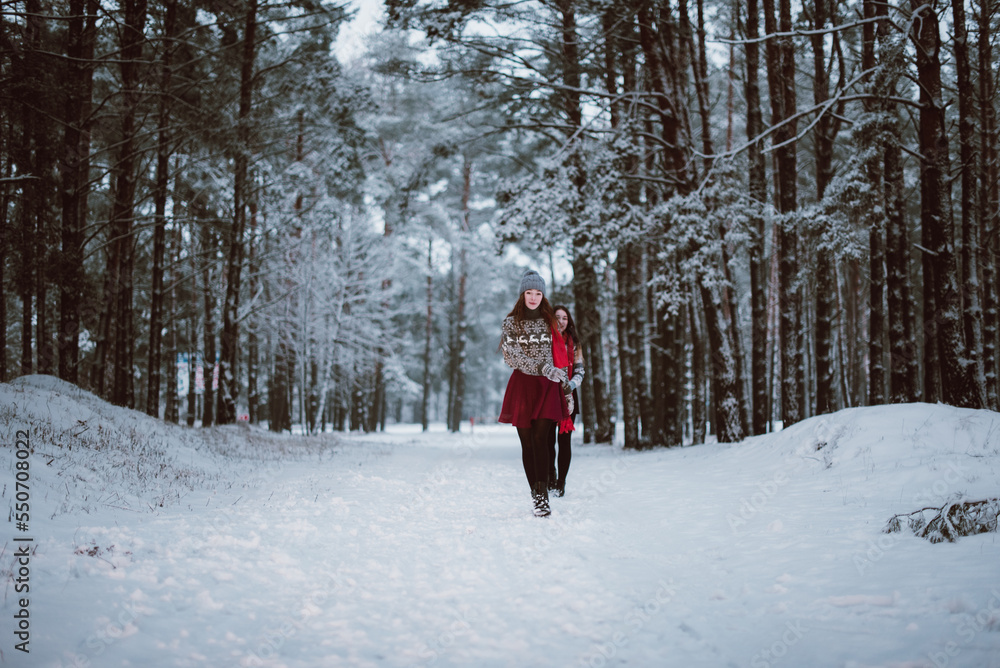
507, 293, 558, 329
553, 304, 579, 346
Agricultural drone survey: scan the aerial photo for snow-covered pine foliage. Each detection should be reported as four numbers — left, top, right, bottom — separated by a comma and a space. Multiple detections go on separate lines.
496, 130, 655, 261
649, 159, 752, 314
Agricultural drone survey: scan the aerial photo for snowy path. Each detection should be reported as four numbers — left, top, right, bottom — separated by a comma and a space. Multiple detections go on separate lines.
6, 405, 1000, 668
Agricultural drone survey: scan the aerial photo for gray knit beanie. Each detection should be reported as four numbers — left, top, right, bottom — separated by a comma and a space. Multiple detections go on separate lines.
519, 269, 546, 295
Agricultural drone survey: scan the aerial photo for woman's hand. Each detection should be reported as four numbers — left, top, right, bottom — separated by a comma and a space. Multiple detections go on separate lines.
541, 363, 568, 384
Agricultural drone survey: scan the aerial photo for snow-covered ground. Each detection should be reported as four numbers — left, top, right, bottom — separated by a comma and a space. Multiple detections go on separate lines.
2, 375, 1000, 668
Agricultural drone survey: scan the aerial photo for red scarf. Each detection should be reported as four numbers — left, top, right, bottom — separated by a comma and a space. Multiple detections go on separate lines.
552, 328, 576, 434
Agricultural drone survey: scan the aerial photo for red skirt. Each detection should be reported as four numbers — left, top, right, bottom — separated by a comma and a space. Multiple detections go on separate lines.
498, 370, 566, 428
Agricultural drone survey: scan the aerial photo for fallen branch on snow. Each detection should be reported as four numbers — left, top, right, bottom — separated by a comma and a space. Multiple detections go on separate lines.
884, 498, 1000, 543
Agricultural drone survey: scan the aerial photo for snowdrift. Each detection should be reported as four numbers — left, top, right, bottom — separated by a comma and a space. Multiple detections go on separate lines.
0, 374, 343, 516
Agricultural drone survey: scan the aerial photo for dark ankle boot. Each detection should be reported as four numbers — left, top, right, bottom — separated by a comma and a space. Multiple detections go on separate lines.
554, 478, 565, 497
532, 483, 551, 517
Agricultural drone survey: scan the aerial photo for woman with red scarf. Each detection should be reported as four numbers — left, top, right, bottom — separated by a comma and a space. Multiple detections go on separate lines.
547, 305, 583, 497
498, 270, 572, 517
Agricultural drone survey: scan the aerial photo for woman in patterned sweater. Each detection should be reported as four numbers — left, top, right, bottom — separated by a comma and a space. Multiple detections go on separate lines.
498, 270, 572, 517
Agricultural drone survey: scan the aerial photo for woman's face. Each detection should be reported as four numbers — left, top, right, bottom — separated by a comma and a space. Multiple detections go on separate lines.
524, 289, 543, 310
555, 309, 568, 333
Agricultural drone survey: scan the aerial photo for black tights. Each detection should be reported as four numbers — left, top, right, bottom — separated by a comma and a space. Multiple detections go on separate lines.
516, 418, 555, 489
546, 428, 572, 483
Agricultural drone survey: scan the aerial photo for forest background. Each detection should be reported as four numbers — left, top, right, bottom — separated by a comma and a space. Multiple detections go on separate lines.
1, 0, 997, 449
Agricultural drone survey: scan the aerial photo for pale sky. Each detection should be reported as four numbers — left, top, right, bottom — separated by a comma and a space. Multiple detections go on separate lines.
335, 0, 385, 62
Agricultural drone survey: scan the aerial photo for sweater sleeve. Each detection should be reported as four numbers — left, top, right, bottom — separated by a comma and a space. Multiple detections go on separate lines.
570, 343, 585, 384
501, 316, 544, 375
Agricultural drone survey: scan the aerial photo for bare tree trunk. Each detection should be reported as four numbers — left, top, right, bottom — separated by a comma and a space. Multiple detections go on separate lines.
422, 237, 433, 432
690, 292, 707, 444
218, 0, 257, 425
15, 0, 44, 378
247, 199, 260, 423
951, 0, 987, 401
165, 221, 180, 423
978, 0, 999, 408
270, 112, 303, 434
763, 0, 802, 425
449, 157, 471, 433
860, 0, 886, 406
0, 120, 9, 382
885, 110, 918, 403
186, 231, 198, 427
701, 282, 747, 442
910, 0, 984, 408
58, 0, 97, 385
200, 214, 217, 427
617, 244, 644, 449
689, 0, 713, 174
35, 230, 51, 376
574, 257, 614, 442
745, 0, 769, 434
871, 9, 918, 404
867, 204, 886, 405
809, 0, 839, 414
147, 0, 178, 417
105, 0, 147, 408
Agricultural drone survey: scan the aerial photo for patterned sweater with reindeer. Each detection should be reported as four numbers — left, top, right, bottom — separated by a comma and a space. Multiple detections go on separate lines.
500, 315, 555, 376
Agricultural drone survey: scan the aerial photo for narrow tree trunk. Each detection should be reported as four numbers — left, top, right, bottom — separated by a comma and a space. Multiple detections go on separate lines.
701, 283, 747, 442
147, 0, 178, 417
637, 4, 687, 186
885, 111, 918, 402
763, 0, 801, 425
106, 0, 147, 408
876, 22, 918, 403
200, 215, 216, 427
217, 0, 257, 425
27, 1, 54, 378
868, 204, 886, 405
165, 221, 180, 423
422, 237, 433, 431
186, 246, 198, 427
910, 0, 983, 408
271, 110, 304, 434
745, 0, 769, 434
16, 0, 44, 378
35, 242, 52, 375
246, 199, 260, 424
574, 257, 613, 442
602, 5, 621, 131
860, 0, 886, 407
57, 0, 97, 385
978, 0, 999, 408
951, 0, 987, 400
449, 157, 471, 433
0, 124, 9, 382
617, 244, 642, 449
690, 291, 707, 445
810, 0, 838, 414
690, 0, 713, 173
